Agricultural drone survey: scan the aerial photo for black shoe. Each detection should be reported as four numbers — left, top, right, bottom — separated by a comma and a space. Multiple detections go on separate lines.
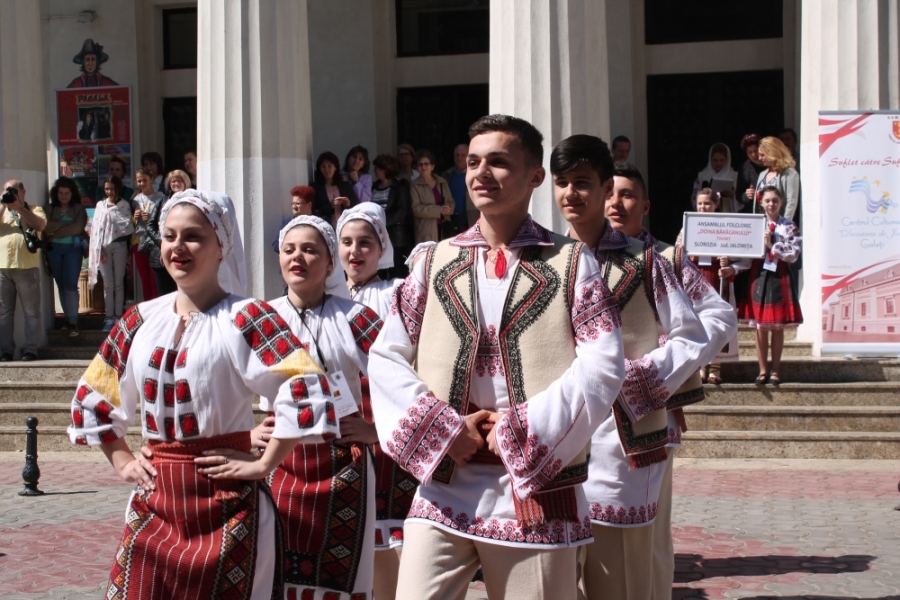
0, 353, 12, 362
21, 353, 38, 362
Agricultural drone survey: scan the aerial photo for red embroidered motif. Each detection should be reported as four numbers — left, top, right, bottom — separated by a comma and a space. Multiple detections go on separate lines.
99, 430, 118, 444
143, 378, 158, 403
148, 346, 165, 370
349, 306, 383, 354
164, 349, 178, 374
391, 279, 426, 346
163, 383, 175, 407
164, 417, 175, 440
175, 380, 192, 404
572, 278, 622, 341
590, 501, 658, 525
474, 325, 504, 377
620, 357, 668, 417
297, 404, 315, 428
495, 404, 562, 495
94, 400, 114, 425
74, 384, 92, 403
179, 413, 199, 438
652, 253, 681, 304
176, 348, 188, 369
385, 393, 461, 480
291, 378, 309, 401
234, 300, 305, 367
71, 407, 84, 428
145, 412, 158, 434
681, 259, 713, 302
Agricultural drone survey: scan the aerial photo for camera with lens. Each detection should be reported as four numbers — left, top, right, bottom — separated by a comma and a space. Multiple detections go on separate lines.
1, 186, 18, 204
24, 229, 53, 254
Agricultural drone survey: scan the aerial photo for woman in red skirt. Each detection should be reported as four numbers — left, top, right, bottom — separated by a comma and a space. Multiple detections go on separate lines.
737, 186, 803, 385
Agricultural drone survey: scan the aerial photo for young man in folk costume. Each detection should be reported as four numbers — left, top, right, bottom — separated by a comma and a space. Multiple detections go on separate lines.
369, 115, 626, 600
551, 135, 717, 600
612, 164, 738, 599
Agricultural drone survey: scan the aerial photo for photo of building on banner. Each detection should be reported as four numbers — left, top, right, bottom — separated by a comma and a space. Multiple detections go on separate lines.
56, 86, 132, 203
819, 111, 900, 355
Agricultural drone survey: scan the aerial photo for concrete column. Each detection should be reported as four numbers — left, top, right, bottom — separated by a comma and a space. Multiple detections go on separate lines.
797, 0, 900, 354
196, 0, 314, 300
489, 0, 610, 234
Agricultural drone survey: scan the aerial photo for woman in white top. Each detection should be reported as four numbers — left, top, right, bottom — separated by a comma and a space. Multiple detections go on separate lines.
692, 142, 738, 212
89, 175, 134, 331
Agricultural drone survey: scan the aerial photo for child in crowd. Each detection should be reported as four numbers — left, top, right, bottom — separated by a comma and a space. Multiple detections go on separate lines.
738, 185, 803, 384
132, 168, 166, 302
88, 175, 134, 332
677, 188, 749, 384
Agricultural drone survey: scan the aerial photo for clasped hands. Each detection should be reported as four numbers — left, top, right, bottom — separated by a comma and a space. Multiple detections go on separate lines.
446, 409, 502, 467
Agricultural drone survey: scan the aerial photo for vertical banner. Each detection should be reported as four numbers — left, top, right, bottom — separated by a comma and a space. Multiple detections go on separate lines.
820, 111, 900, 355
56, 86, 132, 204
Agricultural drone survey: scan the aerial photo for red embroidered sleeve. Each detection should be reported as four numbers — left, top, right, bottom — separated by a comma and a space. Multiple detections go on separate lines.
349, 306, 383, 355
233, 300, 305, 366
571, 278, 622, 342
390, 278, 426, 346
680, 258, 714, 303
384, 392, 463, 482
495, 403, 564, 498
651, 252, 681, 304
618, 356, 668, 422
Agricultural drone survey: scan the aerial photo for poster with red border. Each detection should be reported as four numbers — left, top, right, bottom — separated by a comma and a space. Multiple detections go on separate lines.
56, 86, 131, 146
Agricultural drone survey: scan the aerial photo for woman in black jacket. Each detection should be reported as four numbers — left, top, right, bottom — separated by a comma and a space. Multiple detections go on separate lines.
371, 154, 414, 277
735, 133, 766, 213
312, 151, 358, 225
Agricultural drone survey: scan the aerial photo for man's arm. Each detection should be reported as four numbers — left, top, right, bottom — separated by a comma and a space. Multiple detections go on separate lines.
11, 200, 46, 232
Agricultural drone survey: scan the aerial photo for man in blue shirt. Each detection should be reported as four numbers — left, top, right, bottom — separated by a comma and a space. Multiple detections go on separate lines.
441, 143, 477, 231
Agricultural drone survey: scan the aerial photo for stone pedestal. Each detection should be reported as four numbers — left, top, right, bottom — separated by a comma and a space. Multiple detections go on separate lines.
796, 0, 900, 354
196, 0, 315, 300
489, 0, 610, 234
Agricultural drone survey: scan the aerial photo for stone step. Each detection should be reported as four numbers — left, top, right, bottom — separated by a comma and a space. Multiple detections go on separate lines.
720, 356, 900, 383
738, 326, 796, 342
679, 431, 900, 459
737, 340, 811, 357
0, 425, 143, 452
0, 382, 78, 403
701, 382, 900, 406
45, 329, 108, 347
683, 405, 900, 433
0, 360, 91, 382
53, 314, 107, 330
34, 347, 97, 360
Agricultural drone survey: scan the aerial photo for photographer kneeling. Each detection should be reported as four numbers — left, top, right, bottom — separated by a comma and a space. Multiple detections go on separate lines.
0, 180, 48, 361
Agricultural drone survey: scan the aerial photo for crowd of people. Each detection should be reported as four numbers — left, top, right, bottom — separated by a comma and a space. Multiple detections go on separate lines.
0, 113, 806, 599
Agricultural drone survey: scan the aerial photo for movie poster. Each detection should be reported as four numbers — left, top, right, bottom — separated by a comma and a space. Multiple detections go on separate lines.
56, 86, 132, 204
819, 111, 900, 355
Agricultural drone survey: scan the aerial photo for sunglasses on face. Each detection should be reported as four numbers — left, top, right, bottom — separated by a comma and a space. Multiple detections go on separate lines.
417, 162, 432, 168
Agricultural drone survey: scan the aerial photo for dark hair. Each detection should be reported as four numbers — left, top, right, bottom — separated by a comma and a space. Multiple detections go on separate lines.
779, 128, 798, 142
108, 155, 128, 174
140, 151, 164, 176
759, 185, 783, 201
290, 185, 315, 203
184, 149, 197, 157
611, 135, 631, 149
415, 149, 437, 167
314, 152, 342, 184
49, 177, 82, 207
550, 134, 615, 182
468, 114, 544, 167
740, 133, 760, 151
343, 145, 370, 174
612, 163, 647, 197
372, 154, 399, 180
134, 167, 155, 194
103, 175, 123, 200
696, 187, 720, 207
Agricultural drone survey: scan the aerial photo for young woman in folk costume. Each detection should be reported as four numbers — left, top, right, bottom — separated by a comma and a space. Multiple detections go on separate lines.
68, 190, 338, 599
336, 203, 416, 600
252, 215, 382, 600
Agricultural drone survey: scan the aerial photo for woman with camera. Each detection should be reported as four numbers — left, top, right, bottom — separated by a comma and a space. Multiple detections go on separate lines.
44, 178, 87, 336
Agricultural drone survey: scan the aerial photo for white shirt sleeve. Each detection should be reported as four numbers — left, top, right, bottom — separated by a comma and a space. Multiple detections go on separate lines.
679, 254, 739, 367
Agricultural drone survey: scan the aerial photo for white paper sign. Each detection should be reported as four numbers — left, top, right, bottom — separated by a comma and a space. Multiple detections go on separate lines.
328, 371, 359, 418
681, 212, 768, 258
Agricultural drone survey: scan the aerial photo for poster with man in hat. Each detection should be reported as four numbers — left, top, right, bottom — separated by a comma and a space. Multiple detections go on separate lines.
67, 39, 118, 88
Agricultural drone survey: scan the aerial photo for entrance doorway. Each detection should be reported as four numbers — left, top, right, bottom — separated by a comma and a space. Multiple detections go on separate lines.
646, 70, 784, 243
162, 97, 197, 174
396, 83, 489, 173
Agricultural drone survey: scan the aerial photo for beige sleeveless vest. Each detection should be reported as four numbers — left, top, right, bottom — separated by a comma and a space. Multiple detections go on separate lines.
656, 241, 706, 409
600, 237, 670, 467
416, 236, 590, 498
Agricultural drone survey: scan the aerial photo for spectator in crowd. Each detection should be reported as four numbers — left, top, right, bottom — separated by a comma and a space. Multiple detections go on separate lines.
756, 136, 801, 222
396, 143, 419, 182
441, 143, 478, 231
611, 135, 632, 163
312, 151, 357, 226
141, 171, 190, 297
735, 133, 765, 213
164, 169, 191, 198
410, 149, 454, 243
693, 142, 737, 211
140, 151, 165, 193
95, 156, 133, 204
271, 185, 315, 252
371, 153, 413, 276
44, 177, 87, 336
779, 128, 800, 170
183, 149, 197, 186
0, 180, 47, 361
131, 168, 165, 302
344, 145, 373, 204
88, 175, 133, 332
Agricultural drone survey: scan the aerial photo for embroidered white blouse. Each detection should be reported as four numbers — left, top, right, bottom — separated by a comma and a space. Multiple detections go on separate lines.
68, 294, 338, 446
350, 278, 399, 319
369, 219, 626, 548
585, 225, 709, 528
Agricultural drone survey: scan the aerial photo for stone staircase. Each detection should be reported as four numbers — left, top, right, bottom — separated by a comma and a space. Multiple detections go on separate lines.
680, 327, 900, 459
1, 318, 898, 458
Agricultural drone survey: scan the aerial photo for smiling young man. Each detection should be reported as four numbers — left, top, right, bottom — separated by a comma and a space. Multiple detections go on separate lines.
608, 164, 737, 600
369, 116, 626, 600
551, 135, 715, 600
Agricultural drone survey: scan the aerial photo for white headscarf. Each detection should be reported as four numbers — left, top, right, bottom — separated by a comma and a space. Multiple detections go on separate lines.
159, 190, 248, 296
278, 215, 349, 298
336, 203, 395, 270
697, 143, 738, 188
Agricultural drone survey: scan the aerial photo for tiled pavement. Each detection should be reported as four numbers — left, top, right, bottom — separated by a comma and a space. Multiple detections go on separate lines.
1, 453, 898, 599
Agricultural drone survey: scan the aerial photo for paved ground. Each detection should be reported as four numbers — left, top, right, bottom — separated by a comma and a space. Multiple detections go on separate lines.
0, 452, 897, 599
